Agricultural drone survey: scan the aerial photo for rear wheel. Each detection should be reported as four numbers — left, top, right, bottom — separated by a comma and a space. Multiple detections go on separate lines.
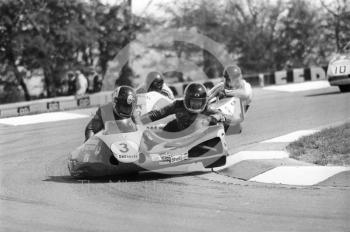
339, 85, 350, 92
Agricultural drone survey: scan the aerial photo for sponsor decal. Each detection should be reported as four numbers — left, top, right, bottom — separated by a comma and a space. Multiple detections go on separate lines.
160, 151, 188, 164
17, 106, 30, 115
47, 101, 60, 111
77, 96, 90, 107
146, 124, 165, 130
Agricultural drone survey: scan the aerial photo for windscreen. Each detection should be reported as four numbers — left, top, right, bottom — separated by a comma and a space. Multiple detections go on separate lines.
104, 118, 137, 134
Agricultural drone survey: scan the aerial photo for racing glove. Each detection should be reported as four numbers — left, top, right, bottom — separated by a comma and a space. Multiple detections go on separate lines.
219, 91, 226, 98
208, 114, 226, 125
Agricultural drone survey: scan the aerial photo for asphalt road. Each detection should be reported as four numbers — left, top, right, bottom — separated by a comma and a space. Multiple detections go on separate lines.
0, 85, 349, 232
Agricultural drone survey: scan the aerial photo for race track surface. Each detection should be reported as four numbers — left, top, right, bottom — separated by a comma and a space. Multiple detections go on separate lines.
1, 85, 349, 231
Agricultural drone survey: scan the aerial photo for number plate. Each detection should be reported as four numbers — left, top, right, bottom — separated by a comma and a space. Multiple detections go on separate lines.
332, 64, 350, 75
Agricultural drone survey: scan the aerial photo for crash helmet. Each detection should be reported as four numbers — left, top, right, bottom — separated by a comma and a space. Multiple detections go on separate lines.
223, 65, 243, 89
112, 86, 136, 118
67, 71, 75, 79
146, 71, 164, 92
184, 83, 208, 113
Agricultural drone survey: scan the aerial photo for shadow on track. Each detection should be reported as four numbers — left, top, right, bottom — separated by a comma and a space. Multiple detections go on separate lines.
305, 91, 342, 97
43, 171, 209, 184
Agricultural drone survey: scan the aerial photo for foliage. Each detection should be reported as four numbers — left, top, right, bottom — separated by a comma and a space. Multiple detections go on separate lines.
321, 0, 350, 51
274, 0, 321, 68
159, 0, 226, 78
0, 0, 142, 101
0, 0, 349, 103
158, 0, 349, 74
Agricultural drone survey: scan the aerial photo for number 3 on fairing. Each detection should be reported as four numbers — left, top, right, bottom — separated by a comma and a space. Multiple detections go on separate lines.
111, 141, 139, 163
118, 143, 129, 153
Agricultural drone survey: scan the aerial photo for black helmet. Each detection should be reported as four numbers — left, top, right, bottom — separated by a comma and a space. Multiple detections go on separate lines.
184, 83, 208, 113
112, 86, 136, 118
146, 71, 164, 92
223, 65, 242, 89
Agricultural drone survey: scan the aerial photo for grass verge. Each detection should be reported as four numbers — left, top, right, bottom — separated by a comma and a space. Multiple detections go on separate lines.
286, 123, 350, 166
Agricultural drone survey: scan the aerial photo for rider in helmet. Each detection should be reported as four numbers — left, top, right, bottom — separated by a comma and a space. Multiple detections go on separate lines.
141, 82, 230, 132
210, 65, 252, 112
136, 71, 174, 100
222, 65, 252, 109
84, 85, 136, 141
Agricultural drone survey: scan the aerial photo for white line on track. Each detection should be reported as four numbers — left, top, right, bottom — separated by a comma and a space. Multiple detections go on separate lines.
249, 166, 350, 186
214, 150, 289, 171
0, 112, 89, 126
261, 130, 320, 143
263, 81, 330, 92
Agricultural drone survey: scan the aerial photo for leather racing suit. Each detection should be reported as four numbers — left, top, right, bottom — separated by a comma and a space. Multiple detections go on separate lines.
84, 102, 134, 141
141, 100, 231, 132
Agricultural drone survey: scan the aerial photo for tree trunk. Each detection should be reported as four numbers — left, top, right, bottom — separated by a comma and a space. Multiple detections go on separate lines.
99, 53, 109, 78
13, 65, 31, 101
43, 65, 54, 98
7, 51, 31, 101
335, 20, 340, 51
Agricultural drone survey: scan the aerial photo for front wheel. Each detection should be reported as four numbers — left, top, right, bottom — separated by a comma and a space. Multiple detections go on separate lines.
339, 85, 350, 92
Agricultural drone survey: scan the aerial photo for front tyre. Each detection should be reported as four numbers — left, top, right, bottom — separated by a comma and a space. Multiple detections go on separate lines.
339, 85, 350, 92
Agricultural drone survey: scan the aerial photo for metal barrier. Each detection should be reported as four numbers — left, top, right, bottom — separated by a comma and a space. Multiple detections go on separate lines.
0, 66, 328, 118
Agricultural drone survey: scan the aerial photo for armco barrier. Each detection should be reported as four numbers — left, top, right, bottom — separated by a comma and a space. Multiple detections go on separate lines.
168, 66, 328, 96
0, 66, 328, 118
0, 91, 113, 118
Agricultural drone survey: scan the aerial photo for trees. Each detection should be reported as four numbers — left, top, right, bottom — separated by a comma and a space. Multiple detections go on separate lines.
274, 0, 321, 68
0, 0, 97, 99
157, 0, 342, 74
0, 0, 347, 103
0, 0, 143, 102
321, 0, 350, 51
159, 0, 226, 78
0, 0, 35, 100
221, 0, 287, 72
93, 0, 144, 87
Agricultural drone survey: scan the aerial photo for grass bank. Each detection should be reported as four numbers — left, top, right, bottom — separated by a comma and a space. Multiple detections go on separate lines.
287, 123, 350, 166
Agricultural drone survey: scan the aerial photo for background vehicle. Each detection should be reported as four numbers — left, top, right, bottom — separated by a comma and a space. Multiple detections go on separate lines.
327, 42, 350, 92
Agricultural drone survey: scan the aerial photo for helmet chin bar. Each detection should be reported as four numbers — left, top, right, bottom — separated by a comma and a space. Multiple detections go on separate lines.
184, 102, 206, 114
149, 82, 163, 92
113, 107, 130, 118
113, 102, 135, 118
